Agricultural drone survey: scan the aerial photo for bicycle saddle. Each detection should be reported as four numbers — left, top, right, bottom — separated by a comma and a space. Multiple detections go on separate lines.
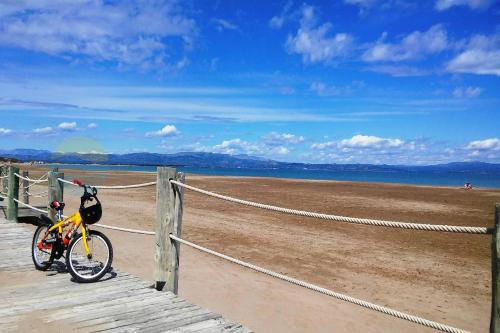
39, 214, 53, 226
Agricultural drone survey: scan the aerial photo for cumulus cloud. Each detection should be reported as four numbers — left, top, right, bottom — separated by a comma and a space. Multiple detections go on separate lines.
435, 0, 493, 10
262, 132, 305, 146
446, 34, 500, 76
465, 138, 500, 150
0, 128, 12, 135
212, 138, 261, 155
362, 25, 448, 62
286, 5, 353, 64
339, 134, 404, 149
33, 127, 54, 134
87, 123, 98, 129
145, 125, 180, 137
453, 86, 482, 98
58, 122, 77, 131
0, 1, 195, 70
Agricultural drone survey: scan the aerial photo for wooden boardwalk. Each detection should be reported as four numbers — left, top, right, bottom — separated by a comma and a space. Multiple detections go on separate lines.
0, 218, 251, 332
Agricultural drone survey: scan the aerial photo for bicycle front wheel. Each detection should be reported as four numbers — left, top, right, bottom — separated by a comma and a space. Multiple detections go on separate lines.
66, 230, 113, 283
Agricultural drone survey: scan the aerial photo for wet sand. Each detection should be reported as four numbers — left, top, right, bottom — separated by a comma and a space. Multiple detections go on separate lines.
19, 167, 500, 332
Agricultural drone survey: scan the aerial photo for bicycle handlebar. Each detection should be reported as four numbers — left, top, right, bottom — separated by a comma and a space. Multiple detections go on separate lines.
72, 179, 99, 209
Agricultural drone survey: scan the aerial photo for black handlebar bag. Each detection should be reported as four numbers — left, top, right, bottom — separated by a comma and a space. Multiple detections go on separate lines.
80, 202, 102, 225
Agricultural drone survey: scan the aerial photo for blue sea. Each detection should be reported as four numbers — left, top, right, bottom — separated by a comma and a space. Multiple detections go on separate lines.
39, 164, 500, 189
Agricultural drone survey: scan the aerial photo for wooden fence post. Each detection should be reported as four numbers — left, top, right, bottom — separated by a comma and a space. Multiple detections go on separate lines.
6, 166, 20, 221
1, 166, 7, 195
492, 204, 500, 333
154, 167, 184, 293
47, 171, 64, 223
22, 171, 29, 204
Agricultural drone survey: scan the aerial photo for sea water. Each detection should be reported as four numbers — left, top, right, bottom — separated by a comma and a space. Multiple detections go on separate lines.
39, 164, 500, 189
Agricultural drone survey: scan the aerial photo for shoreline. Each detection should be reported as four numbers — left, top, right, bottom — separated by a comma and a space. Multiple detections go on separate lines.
21, 164, 500, 191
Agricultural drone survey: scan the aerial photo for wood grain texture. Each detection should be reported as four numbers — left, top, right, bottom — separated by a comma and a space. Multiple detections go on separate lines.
47, 171, 64, 223
492, 204, 500, 333
0, 217, 250, 332
6, 166, 19, 221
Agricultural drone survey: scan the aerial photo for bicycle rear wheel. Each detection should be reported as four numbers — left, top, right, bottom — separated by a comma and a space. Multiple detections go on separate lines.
32, 225, 55, 271
66, 230, 113, 282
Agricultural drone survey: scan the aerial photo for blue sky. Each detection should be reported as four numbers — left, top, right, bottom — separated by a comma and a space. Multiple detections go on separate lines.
0, 0, 499, 164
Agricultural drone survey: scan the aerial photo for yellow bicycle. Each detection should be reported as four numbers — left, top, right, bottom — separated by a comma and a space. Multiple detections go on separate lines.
31, 179, 113, 282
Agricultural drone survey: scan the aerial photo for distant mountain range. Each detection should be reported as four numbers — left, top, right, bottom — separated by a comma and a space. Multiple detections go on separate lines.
1, 148, 500, 173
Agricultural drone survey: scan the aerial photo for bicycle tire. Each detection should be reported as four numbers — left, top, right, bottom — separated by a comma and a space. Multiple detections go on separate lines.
66, 230, 113, 283
31, 225, 55, 271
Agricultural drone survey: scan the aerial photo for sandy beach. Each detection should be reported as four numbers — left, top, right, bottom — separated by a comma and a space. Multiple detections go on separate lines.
14, 167, 500, 332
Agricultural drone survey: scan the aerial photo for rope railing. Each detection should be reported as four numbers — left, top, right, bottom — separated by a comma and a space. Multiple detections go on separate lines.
57, 178, 157, 190
53, 218, 470, 333
170, 180, 490, 234
14, 172, 48, 183
12, 198, 47, 214
169, 234, 469, 333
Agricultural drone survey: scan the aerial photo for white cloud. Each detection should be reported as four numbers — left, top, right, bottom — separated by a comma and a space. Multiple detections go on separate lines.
58, 122, 77, 131
339, 134, 404, 149
367, 65, 430, 77
465, 138, 500, 150
274, 146, 290, 155
446, 34, 500, 76
0, 128, 12, 135
263, 132, 305, 146
87, 123, 98, 129
435, 0, 493, 10
453, 86, 482, 98
33, 127, 54, 134
310, 81, 364, 96
212, 138, 261, 155
146, 124, 179, 137
311, 135, 404, 150
0, 1, 195, 70
212, 18, 238, 31
286, 5, 353, 64
362, 25, 448, 62
269, 1, 294, 29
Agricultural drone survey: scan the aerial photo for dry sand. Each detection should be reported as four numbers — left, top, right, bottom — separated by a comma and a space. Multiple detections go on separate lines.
17, 167, 500, 332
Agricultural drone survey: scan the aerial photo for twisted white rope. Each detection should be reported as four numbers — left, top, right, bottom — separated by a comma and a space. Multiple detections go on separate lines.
57, 178, 156, 189
170, 180, 489, 234
14, 173, 48, 183
170, 234, 469, 333
95, 223, 155, 235
0, 175, 7, 179
12, 198, 47, 214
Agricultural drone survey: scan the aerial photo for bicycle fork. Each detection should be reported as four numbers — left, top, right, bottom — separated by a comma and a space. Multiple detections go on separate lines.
81, 225, 92, 260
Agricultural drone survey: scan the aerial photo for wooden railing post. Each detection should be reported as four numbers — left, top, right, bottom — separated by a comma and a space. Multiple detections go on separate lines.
492, 204, 500, 333
47, 171, 64, 222
154, 167, 184, 293
6, 166, 20, 221
1, 166, 7, 195
22, 171, 29, 204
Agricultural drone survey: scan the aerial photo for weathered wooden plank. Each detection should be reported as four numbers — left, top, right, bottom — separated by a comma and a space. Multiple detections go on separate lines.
6, 166, 19, 221
155, 167, 178, 292
492, 203, 500, 333
0, 215, 250, 333
47, 171, 63, 223
22, 171, 29, 204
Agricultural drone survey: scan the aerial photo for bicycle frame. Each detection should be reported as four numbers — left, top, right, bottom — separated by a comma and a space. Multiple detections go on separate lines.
47, 211, 91, 257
